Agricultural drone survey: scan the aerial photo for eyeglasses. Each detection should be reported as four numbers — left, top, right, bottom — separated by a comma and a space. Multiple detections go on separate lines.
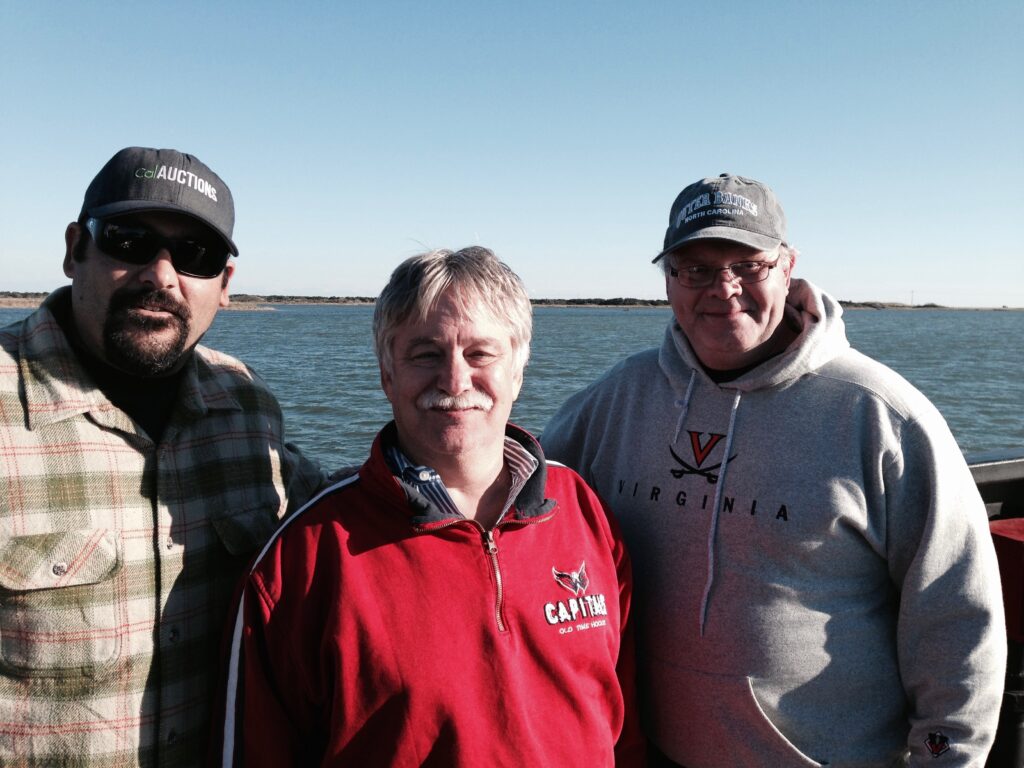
669, 258, 780, 289
84, 217, 230, 279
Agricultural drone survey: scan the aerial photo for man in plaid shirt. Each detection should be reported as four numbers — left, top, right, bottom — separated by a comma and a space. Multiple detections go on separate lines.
0, 146, 324, 766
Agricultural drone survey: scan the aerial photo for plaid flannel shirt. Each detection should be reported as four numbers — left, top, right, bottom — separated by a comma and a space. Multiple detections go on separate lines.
0, 289, 324, 766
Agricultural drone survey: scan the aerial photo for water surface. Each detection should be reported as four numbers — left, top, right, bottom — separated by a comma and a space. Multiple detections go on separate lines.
3, 304, 1020, 468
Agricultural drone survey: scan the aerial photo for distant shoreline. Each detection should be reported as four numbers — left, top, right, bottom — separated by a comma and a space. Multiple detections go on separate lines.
1, 292, 1020, 312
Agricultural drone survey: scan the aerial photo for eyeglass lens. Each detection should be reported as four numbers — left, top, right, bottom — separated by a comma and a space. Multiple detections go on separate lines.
673, 260, 776, 288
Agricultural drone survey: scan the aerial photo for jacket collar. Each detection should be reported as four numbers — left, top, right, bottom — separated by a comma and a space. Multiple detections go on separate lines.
369, 421, 556, 526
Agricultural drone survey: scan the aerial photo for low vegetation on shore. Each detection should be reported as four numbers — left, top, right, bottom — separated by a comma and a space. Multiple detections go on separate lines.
230, 294, 672, 307
2, 291, 1019, 311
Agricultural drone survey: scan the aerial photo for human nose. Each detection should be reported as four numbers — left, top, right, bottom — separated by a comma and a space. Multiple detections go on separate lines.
704, 266, 743, 299
437, 354, 472, 394
137, 248, 179, 288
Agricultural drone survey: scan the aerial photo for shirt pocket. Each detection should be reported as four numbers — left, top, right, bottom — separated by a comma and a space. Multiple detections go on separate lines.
210, 505, 282, 557
0, 529, 121, 677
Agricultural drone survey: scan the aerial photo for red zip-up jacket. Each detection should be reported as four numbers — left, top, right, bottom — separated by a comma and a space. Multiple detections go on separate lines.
216, 423, 644, 767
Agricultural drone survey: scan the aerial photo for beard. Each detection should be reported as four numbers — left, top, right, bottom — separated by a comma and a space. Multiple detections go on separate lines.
103, 288, 194, 377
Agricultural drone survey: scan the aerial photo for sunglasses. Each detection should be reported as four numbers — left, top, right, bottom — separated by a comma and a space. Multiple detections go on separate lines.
84, 217, 230, 279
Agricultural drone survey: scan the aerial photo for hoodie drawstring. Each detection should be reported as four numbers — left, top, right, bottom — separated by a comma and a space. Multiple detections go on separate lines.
697, 388, 741, 636
671, 371, 697, 445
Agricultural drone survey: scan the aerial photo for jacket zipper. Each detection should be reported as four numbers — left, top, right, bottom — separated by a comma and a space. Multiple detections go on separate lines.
483, 529, 506, 632
417, 515, 554, 633
482, 517, 552, 633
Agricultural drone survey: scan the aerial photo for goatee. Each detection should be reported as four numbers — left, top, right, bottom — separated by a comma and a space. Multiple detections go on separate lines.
103, 288, 194, 377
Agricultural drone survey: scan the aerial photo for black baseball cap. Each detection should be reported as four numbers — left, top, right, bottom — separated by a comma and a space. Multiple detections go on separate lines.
80, 147, 238, 256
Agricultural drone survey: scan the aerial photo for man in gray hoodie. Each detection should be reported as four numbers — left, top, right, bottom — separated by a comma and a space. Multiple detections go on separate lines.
541, 174, 1005, 767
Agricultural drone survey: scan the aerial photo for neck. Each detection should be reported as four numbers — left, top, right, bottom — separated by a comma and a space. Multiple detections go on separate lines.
72, 343, 184, 443
53, 297, 184, 441
407, 440, 510, 528
445, 460, 511, 530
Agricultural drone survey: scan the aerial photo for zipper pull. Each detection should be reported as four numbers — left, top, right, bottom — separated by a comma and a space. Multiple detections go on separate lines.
483, 529, 498, 555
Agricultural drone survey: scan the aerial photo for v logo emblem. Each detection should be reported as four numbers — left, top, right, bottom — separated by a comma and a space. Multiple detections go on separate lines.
689, 432, 725, 466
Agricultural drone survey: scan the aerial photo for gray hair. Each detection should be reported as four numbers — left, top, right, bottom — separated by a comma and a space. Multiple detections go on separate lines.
373, 246, 533, 376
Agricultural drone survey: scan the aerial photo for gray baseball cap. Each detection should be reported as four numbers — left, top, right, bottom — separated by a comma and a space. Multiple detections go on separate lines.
80, 147, 238, 256
652, 173, 786, 263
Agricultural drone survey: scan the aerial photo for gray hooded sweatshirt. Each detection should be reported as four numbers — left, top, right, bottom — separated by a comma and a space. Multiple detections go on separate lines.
541, 279, 1005, 768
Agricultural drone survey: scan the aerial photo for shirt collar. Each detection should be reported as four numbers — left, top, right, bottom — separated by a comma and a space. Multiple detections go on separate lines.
384, 438, 539, 525
17, 288, 242, 434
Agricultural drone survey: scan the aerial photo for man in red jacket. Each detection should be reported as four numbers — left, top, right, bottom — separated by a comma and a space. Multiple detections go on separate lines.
216, 247, 643, 767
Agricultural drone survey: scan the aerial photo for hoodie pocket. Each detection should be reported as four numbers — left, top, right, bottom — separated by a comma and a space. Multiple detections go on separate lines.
645, 660, 825, 767
0, 529, 121, 677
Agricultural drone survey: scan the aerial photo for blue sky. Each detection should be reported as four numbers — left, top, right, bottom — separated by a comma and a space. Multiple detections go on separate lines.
2, 1, 1021, 307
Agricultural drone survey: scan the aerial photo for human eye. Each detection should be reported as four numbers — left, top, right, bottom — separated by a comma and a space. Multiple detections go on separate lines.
675, 264, 709, 277
406, 345, 442, 364
731, 261, 763, 276
467, 347, 500, 365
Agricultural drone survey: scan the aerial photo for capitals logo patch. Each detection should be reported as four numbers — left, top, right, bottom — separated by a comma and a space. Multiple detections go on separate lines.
669, 431, 737, 484
543, 561, 609, 634
553, 563, 589, 595
925, 731, 950, 758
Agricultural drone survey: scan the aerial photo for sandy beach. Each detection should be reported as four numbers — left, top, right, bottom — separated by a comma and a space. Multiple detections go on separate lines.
0, 296, 45, 308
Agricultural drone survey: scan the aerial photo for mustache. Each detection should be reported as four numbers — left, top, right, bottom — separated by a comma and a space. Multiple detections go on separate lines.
108, 288, 190, 321
416, 390, 494, 411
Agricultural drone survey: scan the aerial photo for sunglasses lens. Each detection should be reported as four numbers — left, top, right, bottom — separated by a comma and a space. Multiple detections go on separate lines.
97, 224, 158, 266
170, 240, 229, 278
89, 219, 228, 278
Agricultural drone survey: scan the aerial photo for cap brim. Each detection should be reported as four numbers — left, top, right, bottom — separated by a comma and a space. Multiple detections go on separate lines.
652, 227, 781, 263
86, 200, 239, 256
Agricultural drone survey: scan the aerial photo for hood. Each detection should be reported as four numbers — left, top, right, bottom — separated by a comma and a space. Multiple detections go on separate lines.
661, 278, 850, 393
